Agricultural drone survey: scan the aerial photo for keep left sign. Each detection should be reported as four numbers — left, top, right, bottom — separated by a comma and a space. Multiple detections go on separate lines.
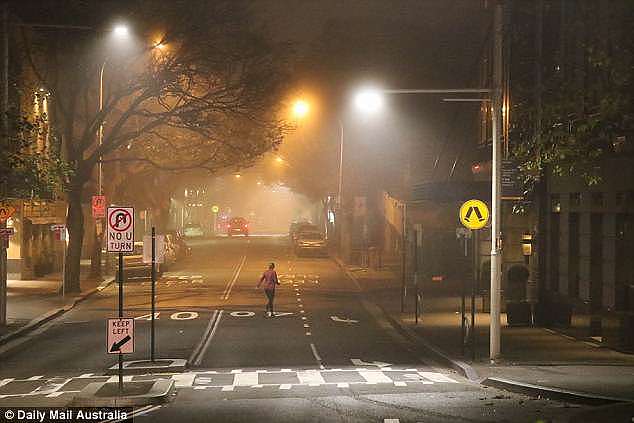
107, 207, 134, 252
107, 318, 134, 354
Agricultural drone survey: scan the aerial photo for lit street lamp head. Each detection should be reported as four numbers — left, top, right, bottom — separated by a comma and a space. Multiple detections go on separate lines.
292, 99, 310, 119
112, 24, 130, 39
354, 88, 383, 114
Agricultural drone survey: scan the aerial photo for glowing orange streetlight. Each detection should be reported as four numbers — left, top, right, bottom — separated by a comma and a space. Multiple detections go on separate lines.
292, 99, 310, 119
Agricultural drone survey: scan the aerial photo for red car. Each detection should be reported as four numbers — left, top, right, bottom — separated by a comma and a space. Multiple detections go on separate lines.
227, 217, 249, 237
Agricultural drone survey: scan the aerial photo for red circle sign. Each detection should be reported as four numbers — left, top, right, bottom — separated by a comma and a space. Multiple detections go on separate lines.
108, 208, 133, 232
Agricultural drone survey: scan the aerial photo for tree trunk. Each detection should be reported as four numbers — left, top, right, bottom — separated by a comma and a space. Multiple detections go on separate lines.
64, 183, 84, 293
89, 224, 102, 280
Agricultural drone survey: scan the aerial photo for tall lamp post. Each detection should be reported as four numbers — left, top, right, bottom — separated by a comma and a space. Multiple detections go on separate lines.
93, 24, 130, 280
354, 35, 503, 360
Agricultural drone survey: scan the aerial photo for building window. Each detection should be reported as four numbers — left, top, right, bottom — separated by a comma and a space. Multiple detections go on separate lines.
551, 194, 561, 213
570, 192, 581, 207
591, 192, 604, 207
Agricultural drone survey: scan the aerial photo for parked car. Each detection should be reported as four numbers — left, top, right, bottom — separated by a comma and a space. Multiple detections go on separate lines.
227, 217, 249, 237
183, 223, 204, 238
166, 230, 191, 260
289, 221, 317, 242
294, 231, 328, 256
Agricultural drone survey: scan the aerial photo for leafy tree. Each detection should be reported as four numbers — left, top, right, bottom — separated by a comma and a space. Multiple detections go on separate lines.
1, 113, 71, 199
20, 1, 290, 292
511, 1, 634, 194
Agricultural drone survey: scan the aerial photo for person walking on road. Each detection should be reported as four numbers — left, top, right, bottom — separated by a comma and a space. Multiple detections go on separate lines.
257, 262, 279, 317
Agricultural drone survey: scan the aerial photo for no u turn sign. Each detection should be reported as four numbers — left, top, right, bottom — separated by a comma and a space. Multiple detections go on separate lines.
107, 207, 134, 252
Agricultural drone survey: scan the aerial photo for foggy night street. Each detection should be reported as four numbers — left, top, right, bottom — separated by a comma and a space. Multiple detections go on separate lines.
0, 237, 598, 422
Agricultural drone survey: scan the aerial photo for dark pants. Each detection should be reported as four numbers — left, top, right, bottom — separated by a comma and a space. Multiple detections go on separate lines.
264, 289, 275, 314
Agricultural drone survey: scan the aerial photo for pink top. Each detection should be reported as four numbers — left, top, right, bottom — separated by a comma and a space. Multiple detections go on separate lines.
258, 269, 279, 290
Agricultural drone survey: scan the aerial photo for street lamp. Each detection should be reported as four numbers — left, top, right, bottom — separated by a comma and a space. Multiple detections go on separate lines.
98, 23, 131, 196
292, 99, 310, 119
347, 79, 504, 360
354, 88, 383, 114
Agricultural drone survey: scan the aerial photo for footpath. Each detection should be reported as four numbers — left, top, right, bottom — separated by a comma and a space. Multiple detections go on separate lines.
0, 261, 114, 344
336, 258, 634, 421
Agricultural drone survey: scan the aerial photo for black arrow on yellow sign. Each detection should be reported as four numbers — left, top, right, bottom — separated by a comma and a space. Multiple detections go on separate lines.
464, 206, 485, 223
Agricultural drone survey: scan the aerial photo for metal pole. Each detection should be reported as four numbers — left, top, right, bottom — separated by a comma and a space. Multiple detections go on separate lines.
414, 230, 418, 324
490, 1, 504, 362
401, 203, 407, 312
98, 62, 105, 196
471, 230, 477, 361
0, 3, 8, 328
337, 120, 344, 255
461, 237, 467, 356
118, 251, 123, 392
151, 227, 156, 362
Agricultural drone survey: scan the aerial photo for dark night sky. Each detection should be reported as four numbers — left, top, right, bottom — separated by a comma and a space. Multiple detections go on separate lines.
11, 0, 493, 189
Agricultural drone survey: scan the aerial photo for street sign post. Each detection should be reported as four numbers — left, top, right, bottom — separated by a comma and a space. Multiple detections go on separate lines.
458, 199, 489, 360
106, 207, 134, 253
459, 199, 489, 230
142, 234, 165, 264
0, 203, 15, 221
92, 195, 106, 218
106, 206, 134, 392
107, 318, 134, 354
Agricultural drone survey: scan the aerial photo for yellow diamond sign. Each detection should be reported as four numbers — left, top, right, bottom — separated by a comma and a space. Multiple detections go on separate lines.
459, 199, 489, 230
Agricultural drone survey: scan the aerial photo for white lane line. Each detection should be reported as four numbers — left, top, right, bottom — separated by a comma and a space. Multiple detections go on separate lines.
279, 384, 292, 390
304, 324, 310, 328
310, 343, 322, 362
230, 369, 243, 374
384, 419, 400, 423
281, 369, 292, 372
418, 372, 458, 383
305, 332, 311, 336
45, 392, 65, 398
300, 310, 305, 313
394, 382, 407, 387
359, 371, 393, 384
0, 378, 14, 387
297, 370, 326, 385
172, 373, 196, 388
191, 310, 224, 367
252, 384, 263, 388
27, 376, 43, 380
221, 255, 247, 300
301, 316, 307, 320
234, 373, 258, 386
194, 386, 206, 390
337, 383, 349, 388
78, 373, 94, 378
221, 386, 234, 392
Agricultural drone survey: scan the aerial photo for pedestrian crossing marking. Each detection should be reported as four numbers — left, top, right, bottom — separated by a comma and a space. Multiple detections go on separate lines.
0, 369, 459, 398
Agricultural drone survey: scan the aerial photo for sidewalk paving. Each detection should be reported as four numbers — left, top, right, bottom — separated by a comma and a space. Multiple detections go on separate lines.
1, 261, 113, 341
338, 259, 634, 405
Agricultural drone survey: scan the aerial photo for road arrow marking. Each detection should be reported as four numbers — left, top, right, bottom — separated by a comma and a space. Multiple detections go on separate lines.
350, 358, 392, 368
110, 335, 131, 352
330, 315, 359, 324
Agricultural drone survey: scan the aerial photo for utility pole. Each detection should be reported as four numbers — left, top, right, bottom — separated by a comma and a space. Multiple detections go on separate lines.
0, 2, 9, 327
490, 0, 504, 362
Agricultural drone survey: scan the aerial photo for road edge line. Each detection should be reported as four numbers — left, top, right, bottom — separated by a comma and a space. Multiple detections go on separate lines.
0, 276, 116, 348
482, 376, 630, 406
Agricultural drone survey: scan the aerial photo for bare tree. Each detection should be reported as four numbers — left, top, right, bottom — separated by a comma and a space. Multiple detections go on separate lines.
21, 1, 291, 292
